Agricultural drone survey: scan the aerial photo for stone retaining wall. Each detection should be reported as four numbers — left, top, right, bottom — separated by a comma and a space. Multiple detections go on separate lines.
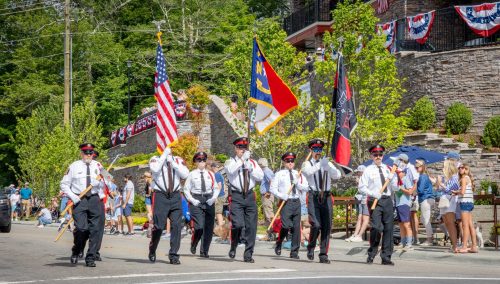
396, 46, 500, 134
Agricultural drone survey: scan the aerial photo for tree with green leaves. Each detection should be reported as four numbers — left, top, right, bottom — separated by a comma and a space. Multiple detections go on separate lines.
315, 0, 409, 164
14, 99, 106, 199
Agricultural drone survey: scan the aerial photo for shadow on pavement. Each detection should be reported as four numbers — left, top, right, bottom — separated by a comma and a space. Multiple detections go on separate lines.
104, 256, 170, 264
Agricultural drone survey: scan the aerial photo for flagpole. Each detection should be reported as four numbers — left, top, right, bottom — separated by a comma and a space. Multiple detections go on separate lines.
321, 38, 344, 200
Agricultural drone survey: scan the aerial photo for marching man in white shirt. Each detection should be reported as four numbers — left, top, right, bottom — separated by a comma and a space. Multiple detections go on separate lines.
147, 147, 189, 265
60, 143, 105, 267
224, 137, 264, 263
301, 139, 341, 264
184, 152, 220, 258
358, 144, 398, 265
271, 152, 308, 259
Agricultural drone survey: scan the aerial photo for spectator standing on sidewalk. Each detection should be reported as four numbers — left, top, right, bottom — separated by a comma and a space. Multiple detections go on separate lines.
207, 162, 226, 229
346, 165, 369, 243
111, 187, 123, 235
415, 159, 435, 246
20, 182, 33, 220
258, 158, 275, 229
455, 164, 478, 253
394, 168, 415, 251
122, 175, 135, 235
143, 172, 154, 238
10, 190, 20, 221
36, 203, 52, 228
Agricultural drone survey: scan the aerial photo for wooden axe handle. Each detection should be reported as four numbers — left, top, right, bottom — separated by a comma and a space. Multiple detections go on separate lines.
54, 217, 73, 242
267, 151, 313, 232
370, 165, 398, 210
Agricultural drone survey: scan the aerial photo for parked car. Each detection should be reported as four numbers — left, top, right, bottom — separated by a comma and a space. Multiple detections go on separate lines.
0, 189, 11, 233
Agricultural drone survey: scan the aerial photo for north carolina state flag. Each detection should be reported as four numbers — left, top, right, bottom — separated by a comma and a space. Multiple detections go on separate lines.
249, 37, 298, 134
330, 55, 357, 174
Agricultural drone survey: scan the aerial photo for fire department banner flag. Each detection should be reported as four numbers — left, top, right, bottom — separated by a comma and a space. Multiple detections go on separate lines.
455, 2, 500, 37
249, 37, 298, 134
407, 10, 435, 44
331, 55, 357, 174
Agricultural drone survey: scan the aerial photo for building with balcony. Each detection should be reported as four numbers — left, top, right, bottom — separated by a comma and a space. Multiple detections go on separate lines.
284, 0, 500, 134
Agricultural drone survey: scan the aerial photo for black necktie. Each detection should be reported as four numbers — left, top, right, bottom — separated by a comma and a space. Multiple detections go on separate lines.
200, 171, 206, 193
167, 162, 173, 194
378, 166, 387, 194
243, 164, 249, 194
317, 161, 323, 191
289, 170, 296, 195
86, 163, 92, 197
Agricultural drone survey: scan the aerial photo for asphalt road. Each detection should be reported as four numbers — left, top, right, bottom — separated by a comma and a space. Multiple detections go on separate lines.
1, 224, 499, 284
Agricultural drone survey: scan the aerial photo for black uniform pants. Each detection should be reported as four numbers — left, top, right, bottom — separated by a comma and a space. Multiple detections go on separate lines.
230, 191, 257, 260
307, 192, 333, 260
72, 194, 104, 261
277, 198, 301, 256
367, 196, 394, 261
190, 194, 215, 254
149, 191, 183, 261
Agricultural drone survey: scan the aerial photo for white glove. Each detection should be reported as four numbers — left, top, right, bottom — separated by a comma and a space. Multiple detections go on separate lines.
281, 194, 289, 201
206, 197, 217, 206
166, 154, 174, 164
90, 178, 101, 187
242, 150, 251, 161
244, 161, 254, 171
320, 157, 329, 169
372, 192, 382, 200
164, 147, 172, 156
292, 175, 299, 185
388, 173, 395, 180
70, 195, 81, 205
191, 199, 201, 207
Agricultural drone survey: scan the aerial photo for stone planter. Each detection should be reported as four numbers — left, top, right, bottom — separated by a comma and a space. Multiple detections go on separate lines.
472, 205, 499, 242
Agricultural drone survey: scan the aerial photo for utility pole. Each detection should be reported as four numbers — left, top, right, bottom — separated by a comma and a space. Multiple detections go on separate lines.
63, 0, 71, 125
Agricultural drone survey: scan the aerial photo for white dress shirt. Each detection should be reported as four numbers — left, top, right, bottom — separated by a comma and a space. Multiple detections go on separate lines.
149, 151, 189, 192
183, 169, 221, 203
224, 156, 264, 192
270, 169, 308, 200
301, 158, 341, 192
358, 164, 398, 199
60, 160, 105, 203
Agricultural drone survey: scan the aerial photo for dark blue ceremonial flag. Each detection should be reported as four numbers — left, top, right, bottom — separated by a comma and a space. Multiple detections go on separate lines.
331, 55, 357, 174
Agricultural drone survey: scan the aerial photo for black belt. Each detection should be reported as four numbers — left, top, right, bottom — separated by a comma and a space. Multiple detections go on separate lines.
380, 195, 390, 199
155, 190, 179, 198
193, 193, 213, 198
231, 189, 254, 195
287, 198, 300, 202
310, 191, 331, 196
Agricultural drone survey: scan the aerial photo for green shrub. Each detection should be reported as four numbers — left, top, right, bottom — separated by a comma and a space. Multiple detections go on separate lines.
445, 102, 472, 134
215, 153, 229, 163
482, 116, 500, 147
408, 96, 436, 131
132, 194, 146, 213
116, 153, 156, 167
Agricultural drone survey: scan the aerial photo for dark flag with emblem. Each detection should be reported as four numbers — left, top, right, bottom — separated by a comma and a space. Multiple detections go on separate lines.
330, 55, 357, 174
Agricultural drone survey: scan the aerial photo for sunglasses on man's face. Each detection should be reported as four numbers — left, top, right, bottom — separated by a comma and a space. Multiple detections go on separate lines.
82, 150, 94, 155
312, 148, 323, 153
195, 158, 207, 163
284, 159, 295, 164
372, 153, 383, 158
235, 145, 248, 150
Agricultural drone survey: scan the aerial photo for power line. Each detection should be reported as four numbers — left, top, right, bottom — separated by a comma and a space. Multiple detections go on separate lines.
0, 1, 51, 12
0, 5, 49, 16
0, 53, 64, 67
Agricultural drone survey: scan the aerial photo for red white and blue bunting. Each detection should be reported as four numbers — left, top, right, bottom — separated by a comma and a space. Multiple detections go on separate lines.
377, 20, 396, 53
455, 2, 500, 37
407, 10, 435, 44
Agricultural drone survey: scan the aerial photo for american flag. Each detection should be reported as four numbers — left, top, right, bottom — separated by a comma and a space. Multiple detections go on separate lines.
377, 0, 389, 14
154, 44, 178, 153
